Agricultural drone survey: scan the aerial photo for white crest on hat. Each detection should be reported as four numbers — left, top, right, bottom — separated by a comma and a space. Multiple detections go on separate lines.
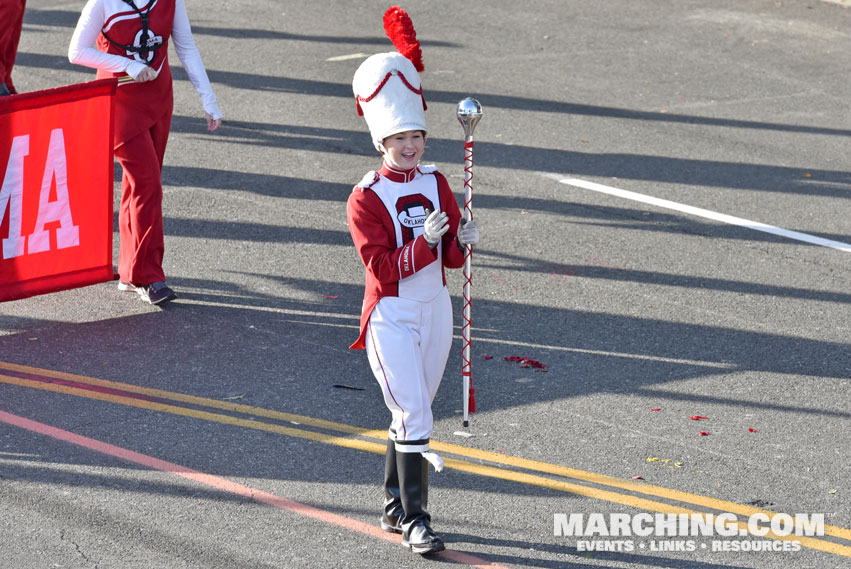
353, 52, 427, 151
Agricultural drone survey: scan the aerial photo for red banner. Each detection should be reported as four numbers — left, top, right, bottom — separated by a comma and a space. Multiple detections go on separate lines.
0, 79, 116, 302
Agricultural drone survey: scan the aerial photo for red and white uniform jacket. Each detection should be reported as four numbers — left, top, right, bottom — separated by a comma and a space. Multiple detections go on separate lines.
347, 163, 466, 349
69, 0, 221, 145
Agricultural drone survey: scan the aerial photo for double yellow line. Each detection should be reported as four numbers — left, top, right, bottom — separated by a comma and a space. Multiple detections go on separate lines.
1, 360, 849, 557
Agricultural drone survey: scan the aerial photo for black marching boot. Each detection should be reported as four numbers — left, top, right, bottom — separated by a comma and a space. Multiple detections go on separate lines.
398, 451, 445, 555
380, 437, 404, 533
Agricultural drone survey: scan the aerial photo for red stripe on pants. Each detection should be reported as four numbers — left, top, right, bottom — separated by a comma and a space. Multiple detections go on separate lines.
113, 109, 171, 286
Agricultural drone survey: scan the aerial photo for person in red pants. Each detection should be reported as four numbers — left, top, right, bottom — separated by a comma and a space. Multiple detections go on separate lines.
69, 0, 222, 305
0, 0, 26, 96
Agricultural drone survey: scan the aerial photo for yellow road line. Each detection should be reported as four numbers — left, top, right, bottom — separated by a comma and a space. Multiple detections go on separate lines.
3, 361, 848, 541
0, 372, 387, 453
441, 456, 851, 557
2, 362, 850, 554
0, 361, 365, 434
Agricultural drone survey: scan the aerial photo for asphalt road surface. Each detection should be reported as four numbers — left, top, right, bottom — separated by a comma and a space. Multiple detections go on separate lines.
2, 1, 850, 568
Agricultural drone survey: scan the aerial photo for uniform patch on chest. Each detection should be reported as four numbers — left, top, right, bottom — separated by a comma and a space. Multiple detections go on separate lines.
397, 202, 428, 228
396, 194, 434, 243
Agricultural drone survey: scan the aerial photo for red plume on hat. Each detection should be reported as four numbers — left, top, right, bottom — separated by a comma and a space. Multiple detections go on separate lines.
383, 6, 424, 72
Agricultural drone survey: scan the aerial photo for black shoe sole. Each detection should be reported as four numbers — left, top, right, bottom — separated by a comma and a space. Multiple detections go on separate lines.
148, 293, 177, 306
138, 289, 177, 305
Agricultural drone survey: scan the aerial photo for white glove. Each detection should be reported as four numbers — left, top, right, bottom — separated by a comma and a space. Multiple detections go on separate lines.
458, 218, 480, 246
132, 65, 158, 83
423, 209, 449, 248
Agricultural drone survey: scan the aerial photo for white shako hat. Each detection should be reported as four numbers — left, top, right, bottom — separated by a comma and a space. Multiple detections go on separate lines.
352, 6, 427, 151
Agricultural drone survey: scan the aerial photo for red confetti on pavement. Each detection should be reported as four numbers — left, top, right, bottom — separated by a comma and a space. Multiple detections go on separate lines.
699, 431, 710, 436
504, 356, 548, 371
690, 416, 708, 421
482, 354, 493, 360
749, 428, 758, 432
650, 408, 661, 411
323, 295, 338, 299
632, 476, 644, 480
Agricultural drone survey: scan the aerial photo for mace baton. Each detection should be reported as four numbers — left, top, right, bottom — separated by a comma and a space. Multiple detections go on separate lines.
456, 97, 482, 427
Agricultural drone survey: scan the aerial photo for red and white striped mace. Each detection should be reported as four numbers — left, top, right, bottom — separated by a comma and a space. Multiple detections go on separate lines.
456, 97, 482, 427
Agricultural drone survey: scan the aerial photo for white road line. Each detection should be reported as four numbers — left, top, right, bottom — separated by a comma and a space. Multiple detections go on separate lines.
325, 53, 370, 62
542, 174, 851, 253
471, 335, 736, 369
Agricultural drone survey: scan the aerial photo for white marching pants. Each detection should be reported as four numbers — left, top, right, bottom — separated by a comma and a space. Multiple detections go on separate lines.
365, 287, 453, 454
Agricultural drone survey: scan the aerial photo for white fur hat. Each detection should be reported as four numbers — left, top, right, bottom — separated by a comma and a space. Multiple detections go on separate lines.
353, 51, 427, 151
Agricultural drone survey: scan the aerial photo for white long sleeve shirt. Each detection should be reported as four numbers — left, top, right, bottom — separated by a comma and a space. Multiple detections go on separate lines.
68, 0, 222, 120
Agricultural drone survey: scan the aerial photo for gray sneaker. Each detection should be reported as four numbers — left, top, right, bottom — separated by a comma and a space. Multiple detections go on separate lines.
137, 281, 176, 305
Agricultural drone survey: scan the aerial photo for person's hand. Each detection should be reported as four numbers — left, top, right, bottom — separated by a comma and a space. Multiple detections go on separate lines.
205, 113, 222, 133
458, 218, 480, 246
423, 209, 449, 248
134, 66, 158, 82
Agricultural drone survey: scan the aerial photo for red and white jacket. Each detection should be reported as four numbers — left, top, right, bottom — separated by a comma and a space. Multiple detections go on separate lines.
347, 163, 465, 349
68, 0, 221, 145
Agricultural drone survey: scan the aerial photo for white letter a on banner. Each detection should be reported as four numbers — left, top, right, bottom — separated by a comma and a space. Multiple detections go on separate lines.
28, 128, 80, 254
0, 134, 28, 260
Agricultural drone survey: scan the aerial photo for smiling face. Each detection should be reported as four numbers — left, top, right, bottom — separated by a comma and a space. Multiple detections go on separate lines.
381, 130, 426, 170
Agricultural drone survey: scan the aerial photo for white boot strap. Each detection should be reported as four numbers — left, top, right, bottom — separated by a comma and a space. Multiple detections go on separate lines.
421, 451, 444, 472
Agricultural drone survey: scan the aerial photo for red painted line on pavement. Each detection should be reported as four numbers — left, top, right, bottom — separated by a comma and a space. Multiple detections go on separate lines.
0, 410, 510, 569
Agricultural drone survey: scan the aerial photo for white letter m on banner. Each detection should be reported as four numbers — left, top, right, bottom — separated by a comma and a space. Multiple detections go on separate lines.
0, 134, 28, 259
